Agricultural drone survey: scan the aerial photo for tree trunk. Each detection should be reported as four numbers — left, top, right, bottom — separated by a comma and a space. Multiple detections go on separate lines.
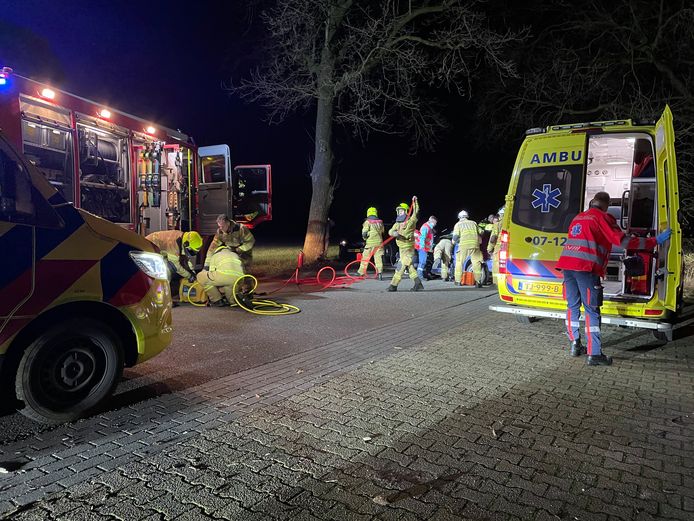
302, 91, 335, 263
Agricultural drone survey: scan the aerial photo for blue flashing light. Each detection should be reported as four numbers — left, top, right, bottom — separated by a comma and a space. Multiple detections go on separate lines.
0, 77, 6, 86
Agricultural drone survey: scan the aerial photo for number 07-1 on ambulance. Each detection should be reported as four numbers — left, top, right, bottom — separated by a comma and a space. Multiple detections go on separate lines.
490, 106, 682, 341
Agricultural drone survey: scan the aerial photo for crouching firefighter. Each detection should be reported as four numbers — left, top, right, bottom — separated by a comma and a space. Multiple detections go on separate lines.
197, 245, 246, 307
146, 230, 203, 292
358, 207, 385, 280
386, 196, 422, 292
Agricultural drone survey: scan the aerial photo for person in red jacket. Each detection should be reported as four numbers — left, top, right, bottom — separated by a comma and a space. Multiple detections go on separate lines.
557, 191, 671, 366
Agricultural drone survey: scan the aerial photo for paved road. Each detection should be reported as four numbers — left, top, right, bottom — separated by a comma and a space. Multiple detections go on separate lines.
0, 277, 693, 520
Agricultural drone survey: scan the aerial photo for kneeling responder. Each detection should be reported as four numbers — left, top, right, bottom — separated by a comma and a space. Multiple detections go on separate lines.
146, 230, 202, 286
386, 197, 422, 292
197, 245, 246, 307
358, 207, 385, 280
206, 214, 255, 272
452, 210, 483, 288
433, 236, 453, 281
557, 191, 671, 366
415, 215, 437, 280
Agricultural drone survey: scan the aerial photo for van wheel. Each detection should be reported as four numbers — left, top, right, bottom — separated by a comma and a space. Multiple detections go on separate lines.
652, 330, 671, 343
516, 315, 538, 324
15, 319, 123, 424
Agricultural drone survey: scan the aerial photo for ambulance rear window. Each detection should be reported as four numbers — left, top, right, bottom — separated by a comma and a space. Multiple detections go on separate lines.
512, 165, 583, 233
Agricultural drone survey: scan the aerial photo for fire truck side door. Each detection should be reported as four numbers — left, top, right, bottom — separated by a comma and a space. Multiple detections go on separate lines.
198, 145, 232, 236
232, 165, 272, 227
654, 106, 682, 311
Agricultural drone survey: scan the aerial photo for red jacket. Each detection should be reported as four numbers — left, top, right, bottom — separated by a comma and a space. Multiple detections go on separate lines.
557, 207, 656, 277
414, 222, 434, 252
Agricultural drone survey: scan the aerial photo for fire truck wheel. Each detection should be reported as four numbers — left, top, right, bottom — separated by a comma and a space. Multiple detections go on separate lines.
15, 319, 123, 424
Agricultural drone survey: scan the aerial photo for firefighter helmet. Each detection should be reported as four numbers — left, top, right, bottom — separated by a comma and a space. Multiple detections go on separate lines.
182, 231, 203, 253
396, 203, 409, 212
458, 210, 469, 219
367, 206, 378, 217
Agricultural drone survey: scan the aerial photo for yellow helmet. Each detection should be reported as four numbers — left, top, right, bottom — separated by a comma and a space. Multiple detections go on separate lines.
396, 203, 409, 212
182, 231, 203, 253
367, 206, 378, 217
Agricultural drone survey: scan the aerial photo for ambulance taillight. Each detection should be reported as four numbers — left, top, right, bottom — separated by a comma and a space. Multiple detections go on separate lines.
498, 230, 509, 274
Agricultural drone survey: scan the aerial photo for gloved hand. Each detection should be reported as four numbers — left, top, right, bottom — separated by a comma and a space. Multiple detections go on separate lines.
188, 274, 196, 283
656, 228, 672, 245
412, 196, 418, 202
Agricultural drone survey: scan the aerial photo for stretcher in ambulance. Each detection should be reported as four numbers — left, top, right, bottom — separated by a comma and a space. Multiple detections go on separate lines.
490, 107, 682, 341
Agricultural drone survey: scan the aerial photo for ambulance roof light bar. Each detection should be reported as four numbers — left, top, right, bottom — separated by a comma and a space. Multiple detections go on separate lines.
549, 120, 629, 132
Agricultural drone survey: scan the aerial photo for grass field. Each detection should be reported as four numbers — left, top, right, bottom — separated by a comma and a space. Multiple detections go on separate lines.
683, 239, 694, 302
252, 244, 340, 277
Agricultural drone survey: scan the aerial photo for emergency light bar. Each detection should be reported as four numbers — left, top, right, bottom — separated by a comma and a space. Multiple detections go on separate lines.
0, 67, 12, 86
550, 120, 628, 132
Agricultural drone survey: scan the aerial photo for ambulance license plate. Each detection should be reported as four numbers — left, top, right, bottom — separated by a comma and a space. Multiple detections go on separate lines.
519, 281, 562, 294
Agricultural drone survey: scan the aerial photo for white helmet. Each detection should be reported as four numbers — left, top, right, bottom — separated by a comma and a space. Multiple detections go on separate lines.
458, 210, 468, 220
498, 206, 505, 216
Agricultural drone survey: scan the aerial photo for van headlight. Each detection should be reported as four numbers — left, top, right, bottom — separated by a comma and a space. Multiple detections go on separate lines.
129, 251, 169, 280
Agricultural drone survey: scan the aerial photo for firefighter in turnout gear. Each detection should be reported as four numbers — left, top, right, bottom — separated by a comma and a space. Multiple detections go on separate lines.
557, 192, 671, 366
433, 237, 453, 281
487, 207, 504, 285
197, 245, 246, 307
452, 210, 483, 287
358, 207, 385, 280
386, 197, 421, 292
205, 214, 255, 272
146, 230, 202, 283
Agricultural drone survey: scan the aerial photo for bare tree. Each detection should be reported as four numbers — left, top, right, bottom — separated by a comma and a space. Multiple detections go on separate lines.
478, 0, 694, 228
231, 0, 521, 262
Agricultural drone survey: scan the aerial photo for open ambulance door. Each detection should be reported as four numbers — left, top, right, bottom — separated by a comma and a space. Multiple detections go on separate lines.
198, 145, 232, 236
654, 106, 682, 312
232, 165, 272, 228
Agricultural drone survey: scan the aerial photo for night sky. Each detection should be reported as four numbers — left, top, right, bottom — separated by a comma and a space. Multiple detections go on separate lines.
1, 0, 517, 241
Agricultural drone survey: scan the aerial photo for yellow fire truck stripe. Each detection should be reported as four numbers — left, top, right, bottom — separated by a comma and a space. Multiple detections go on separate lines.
42, 224, 116, 261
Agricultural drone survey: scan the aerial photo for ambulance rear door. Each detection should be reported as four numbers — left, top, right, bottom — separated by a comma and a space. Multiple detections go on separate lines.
232, 165, 272, 228
198, 145, 232, 235
654, 106, 682, 311
506, 133, 586, 298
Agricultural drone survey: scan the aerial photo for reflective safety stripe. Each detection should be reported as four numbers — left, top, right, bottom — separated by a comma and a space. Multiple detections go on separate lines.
565, 238, 608, 256
560, 250, 602, 263
587, 326, 601, 332
565, 321, 580, 327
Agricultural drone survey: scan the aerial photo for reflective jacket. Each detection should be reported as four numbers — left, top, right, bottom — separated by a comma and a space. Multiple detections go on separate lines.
362, 217, 384, 247
205, 224, 255, 266
452, 219, 479, 249
146, 230, 194, 278
414, 222, 434, 252
388, 199, 419, 248
209, 246, 245, 277
557, 207, 656, 277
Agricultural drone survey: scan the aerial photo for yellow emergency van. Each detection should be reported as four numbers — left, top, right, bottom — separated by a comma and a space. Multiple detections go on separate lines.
0, 131, 172, 423
490, 107, 682, 341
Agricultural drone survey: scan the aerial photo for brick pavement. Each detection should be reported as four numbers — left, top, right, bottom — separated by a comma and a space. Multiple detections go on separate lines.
0, 290, 692, 520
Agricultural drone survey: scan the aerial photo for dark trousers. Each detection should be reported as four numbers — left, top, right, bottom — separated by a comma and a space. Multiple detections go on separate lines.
562, 270, 603, 355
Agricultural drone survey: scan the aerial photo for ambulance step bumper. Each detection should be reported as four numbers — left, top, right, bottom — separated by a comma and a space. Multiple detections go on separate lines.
489, 304, 673, 332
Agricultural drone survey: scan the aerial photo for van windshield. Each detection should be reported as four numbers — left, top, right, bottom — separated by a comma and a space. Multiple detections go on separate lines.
512, 164, 583, 233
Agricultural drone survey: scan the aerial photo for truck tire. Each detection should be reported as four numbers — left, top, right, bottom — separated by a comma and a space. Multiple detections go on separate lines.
516, 315, 538, 324
15, 319, 123, 424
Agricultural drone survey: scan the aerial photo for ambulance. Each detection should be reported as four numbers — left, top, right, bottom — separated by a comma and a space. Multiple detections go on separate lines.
0, 130, 172, 423
490, 107, 682, 341
0, 66, 272, 238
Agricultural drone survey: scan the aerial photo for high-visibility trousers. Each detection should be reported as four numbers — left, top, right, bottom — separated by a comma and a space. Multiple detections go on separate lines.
196, 269, 240, 303
455, 247, 483, 284
392, 246, 417, 286
358, 245, 383, 275
433, 249, 451, 280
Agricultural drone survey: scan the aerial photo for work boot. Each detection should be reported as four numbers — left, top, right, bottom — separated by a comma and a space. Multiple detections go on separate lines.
569, 340, 584, 357
377, 273, 383, 281
454, 282, 461, 286
476, 282, 483, 288
411, 278, 424, 292
587, 354, 613, 366
386, 285, 397, 292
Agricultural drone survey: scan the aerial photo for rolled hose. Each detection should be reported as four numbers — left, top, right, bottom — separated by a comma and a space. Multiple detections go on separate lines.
182, 276, 300, 315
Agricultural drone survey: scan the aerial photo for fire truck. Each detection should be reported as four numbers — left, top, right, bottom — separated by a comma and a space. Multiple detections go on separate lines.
0, 66, 272, 237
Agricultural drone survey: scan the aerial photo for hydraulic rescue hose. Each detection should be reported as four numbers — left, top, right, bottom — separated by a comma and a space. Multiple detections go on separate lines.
182, 278, 300, 315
